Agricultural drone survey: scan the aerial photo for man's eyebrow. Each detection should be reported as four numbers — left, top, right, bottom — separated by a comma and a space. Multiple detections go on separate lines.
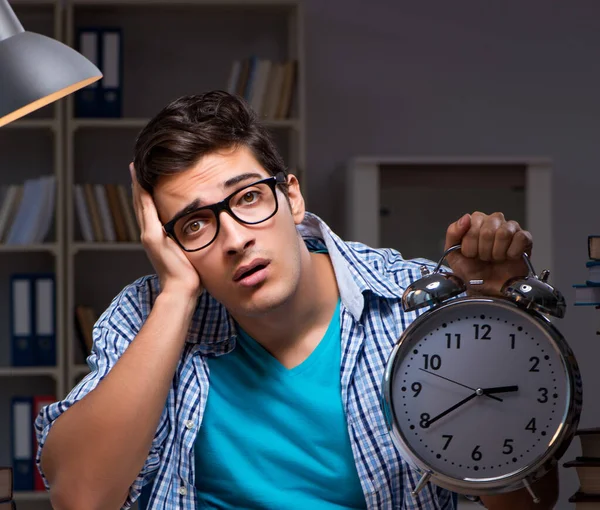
171, 198, 202, 223
169, 172, 265, 223
223, 172, 264, 189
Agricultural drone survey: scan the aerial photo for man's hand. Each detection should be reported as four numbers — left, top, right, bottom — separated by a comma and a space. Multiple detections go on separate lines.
130, 163, 203, 300
444, 212, 533, 297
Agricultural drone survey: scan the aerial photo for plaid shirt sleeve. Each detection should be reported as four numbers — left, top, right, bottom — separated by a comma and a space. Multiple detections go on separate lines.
34, 277, 164, 509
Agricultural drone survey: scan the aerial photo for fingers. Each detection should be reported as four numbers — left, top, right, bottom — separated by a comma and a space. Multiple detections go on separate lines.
507, 229, 533, 260
444, 213, 471, 250
457, 212, 531, 262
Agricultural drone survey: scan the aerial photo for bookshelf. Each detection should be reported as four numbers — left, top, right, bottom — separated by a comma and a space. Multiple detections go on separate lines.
0, 0, 65, 505
62, 0, 306, 385
2, 0, 305, 505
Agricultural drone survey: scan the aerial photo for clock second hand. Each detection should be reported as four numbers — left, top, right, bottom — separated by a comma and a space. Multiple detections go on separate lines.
418, 368, 503, 402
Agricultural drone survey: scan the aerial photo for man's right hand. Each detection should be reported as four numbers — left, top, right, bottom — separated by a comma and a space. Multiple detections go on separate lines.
130, 163, 203, 300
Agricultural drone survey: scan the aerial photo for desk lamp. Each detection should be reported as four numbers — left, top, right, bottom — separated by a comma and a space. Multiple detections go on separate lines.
0, 0, 102, 127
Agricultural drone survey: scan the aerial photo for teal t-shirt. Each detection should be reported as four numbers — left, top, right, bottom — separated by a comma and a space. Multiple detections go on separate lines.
194, 299, 367, 509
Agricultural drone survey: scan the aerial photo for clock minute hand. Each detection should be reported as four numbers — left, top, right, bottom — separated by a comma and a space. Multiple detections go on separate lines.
418, 368, 502, 403
425, 392, 478, 427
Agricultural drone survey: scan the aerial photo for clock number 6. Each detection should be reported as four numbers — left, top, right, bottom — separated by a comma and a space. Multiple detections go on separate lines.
471, 445, 482, 461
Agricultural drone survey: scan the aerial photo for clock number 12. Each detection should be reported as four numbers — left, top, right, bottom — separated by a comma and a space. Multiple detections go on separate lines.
473, 324, 492, 340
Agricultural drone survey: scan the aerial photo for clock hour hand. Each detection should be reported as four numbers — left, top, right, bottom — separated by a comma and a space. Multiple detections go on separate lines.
425, 392, 478, 427
482, 385, 519, 395
418, 368, 503, 402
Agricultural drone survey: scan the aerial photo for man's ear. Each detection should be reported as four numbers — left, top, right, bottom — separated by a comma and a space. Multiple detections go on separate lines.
285, 173, 305, 225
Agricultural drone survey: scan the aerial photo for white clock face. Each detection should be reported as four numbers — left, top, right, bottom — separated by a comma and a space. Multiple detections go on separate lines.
390, 300, 569, 482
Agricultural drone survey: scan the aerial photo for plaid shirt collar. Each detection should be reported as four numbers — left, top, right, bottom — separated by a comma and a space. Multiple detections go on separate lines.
185, 212, 405, 352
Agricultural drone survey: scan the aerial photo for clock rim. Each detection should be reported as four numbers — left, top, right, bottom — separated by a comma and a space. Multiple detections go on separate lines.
381, 296, 582, 495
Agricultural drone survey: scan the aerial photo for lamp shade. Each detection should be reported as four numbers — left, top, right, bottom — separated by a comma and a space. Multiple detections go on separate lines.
0, 0, 102, 127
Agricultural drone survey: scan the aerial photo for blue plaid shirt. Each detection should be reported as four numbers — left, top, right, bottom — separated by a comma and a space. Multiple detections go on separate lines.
35, 212, 456, 510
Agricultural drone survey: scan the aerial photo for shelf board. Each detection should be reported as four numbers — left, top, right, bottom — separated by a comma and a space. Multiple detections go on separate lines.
3, 118, 57, 130
71, 117, 299, 130
0, 243, 57, 254
71, 118, 149, 130
0, 366, 60, 378
69, 0, 299, 6
9, 0, 56, 5
72, 242, 144, 253
14, 490, 51, 501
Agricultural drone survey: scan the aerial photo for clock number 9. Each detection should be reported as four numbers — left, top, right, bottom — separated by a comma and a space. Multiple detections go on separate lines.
411, 382, 422, 397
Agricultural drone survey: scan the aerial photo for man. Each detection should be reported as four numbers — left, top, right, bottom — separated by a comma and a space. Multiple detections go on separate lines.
35, 91, 558, 509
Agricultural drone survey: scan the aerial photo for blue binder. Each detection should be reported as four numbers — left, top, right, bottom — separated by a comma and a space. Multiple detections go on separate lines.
99, 28, 123, 118
33, 274, 56, 366
74, 27, 123, 118
74, 28, 102, 117
10, 274, 34, 366
11, 396, 34, 491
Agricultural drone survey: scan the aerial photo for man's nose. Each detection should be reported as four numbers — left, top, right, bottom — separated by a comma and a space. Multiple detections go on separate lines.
218, 211, 255, 254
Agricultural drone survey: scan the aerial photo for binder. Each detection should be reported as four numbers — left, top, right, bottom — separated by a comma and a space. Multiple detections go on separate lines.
74, 29, 101, 117
100, 29, 122, 118
11, 397, 34, 491
33, 274, 56, 366
10, 275, 34, 366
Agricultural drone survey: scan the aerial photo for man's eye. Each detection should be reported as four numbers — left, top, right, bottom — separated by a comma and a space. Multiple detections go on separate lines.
240, 191, 259, 204
183, 219, 205, 235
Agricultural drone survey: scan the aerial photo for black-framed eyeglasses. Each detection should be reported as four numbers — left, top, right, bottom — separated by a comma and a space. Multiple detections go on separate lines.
163, 172, 287, 252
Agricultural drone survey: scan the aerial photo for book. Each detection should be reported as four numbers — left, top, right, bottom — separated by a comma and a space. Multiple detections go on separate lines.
579, 428, 600, 459
589, 235, 600, 261
0, 467, 12, 502
569, 491, 600, 509
587, 261, 600, 286
574, 284, 600, 306
564, 459, 600, 494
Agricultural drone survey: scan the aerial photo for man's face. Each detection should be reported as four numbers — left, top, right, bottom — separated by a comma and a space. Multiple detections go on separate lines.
153, 145, 306, 317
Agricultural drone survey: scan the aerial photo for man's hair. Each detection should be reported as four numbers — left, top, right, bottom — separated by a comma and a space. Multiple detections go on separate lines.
132, 90, 288, 195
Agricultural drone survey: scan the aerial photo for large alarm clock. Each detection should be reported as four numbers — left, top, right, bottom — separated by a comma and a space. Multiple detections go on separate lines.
381, 245, 582, 503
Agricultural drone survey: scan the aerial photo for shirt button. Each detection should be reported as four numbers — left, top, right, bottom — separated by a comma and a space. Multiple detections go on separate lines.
185, 420, 194, 430
178, 486, 187, 496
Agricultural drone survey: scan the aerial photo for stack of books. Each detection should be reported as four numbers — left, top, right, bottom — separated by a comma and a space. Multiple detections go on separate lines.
73, 183, 139, 243
0, 176, 56, 245
564, 429, 600, 509
225, 57, 297, 120
0, 467, 15, 509
573, 235, 600, 313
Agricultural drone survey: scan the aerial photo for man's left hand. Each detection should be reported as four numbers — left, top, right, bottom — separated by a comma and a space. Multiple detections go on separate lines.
444, 212, 533, 297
